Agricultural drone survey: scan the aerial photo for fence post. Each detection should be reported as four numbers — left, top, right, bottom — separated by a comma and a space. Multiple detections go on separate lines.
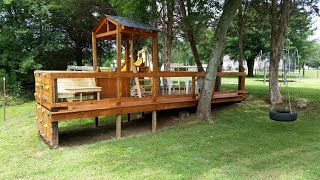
317, 67, 319, 79
3, 77, 6, 123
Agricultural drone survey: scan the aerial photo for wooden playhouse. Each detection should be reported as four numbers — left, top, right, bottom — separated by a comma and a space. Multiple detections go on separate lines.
34, 15, 246, 147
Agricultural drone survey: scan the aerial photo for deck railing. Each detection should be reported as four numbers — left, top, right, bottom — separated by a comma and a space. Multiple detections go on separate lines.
34, 71, 245, 110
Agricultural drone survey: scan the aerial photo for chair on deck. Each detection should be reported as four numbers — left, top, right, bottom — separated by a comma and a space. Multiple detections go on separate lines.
184, 77, 192, 94
168, 77, 181, 95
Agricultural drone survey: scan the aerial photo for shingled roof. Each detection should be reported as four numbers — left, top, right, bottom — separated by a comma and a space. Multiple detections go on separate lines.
92, 15, 159, 40
105, 15, 158, 31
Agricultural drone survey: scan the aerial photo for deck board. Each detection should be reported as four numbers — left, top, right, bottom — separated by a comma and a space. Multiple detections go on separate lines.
51, 94, 244, 121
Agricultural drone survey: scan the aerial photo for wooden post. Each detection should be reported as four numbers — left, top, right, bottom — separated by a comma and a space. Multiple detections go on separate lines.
116, 26, 122, 99
240, 71, 246, 97
152, 33, 158, 98
192, 76, 196, 99
116, 114, 121, 139
118, 78, 122, 99
152, 33, 159, 73
3, 77, 5, 123
94, 117, 99, 127
92, 32, 97, 72
54, 79, 58, 103
130, 39, 142, 98
127, 113, 131, 122
144, 49, 148, 70
51, 122, 59, 148
152, 111, 157, 133
125, 41, 130, 72
238, 66, 244, 91
116, 26, 122, 73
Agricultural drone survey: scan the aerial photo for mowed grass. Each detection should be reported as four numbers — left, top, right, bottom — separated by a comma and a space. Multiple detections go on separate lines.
0, 75, 320, 179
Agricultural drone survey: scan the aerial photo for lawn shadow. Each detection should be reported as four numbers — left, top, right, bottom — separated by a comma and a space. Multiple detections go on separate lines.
59, 103, 239, 147
59, 107, 196, 147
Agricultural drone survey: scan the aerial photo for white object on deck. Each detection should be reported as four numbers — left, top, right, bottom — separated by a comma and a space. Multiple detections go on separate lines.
168, 77, 181, 95
57, 78, 101, 102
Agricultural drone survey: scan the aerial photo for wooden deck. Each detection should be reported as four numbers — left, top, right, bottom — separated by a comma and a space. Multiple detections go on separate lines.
34, 71, 246, 147
34, 70, 245, 147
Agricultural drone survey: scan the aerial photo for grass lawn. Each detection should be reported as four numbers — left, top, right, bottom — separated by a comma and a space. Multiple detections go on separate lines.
0, 75, 320, 179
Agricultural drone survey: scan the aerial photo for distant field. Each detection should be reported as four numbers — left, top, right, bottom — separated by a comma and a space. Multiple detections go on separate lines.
303, 69, 320, 79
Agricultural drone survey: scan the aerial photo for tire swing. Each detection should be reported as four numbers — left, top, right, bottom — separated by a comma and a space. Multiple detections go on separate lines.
269, 76, 297, 122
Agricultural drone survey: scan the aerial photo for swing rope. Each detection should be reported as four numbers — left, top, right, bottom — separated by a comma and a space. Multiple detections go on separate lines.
269, 49, 297, 121
270, 73, 292, 112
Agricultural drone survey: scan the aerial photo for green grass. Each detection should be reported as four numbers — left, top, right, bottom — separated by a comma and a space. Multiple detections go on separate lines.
1, 77, 320, 179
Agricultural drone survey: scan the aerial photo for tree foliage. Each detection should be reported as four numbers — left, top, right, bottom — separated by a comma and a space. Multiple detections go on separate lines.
0, 0, 113, 93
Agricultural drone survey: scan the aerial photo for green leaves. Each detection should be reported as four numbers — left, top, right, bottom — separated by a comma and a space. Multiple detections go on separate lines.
0, 0, 115, 89
19, 57, 43, 74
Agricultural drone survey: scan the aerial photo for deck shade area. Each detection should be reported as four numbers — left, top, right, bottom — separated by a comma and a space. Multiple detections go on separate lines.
34, 15, 246, 148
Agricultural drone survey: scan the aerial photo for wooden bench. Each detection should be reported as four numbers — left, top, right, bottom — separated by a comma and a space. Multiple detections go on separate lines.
57, 78, 102, 102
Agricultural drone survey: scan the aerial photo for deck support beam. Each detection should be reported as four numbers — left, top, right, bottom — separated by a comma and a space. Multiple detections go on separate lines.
127, 113, 131, 122
51, 122, 59, 148
152, 111, 157, 133
116, 114, 121, 139
94, 117, 99, 127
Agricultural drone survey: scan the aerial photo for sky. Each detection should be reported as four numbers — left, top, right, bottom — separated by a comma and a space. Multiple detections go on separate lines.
310, 2, 320, 41
310, 15, 320, 41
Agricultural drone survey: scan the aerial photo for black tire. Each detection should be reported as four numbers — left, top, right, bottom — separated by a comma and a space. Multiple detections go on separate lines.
269, 109, 298, 121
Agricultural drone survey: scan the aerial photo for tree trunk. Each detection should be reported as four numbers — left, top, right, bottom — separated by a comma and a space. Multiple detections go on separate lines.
238, 3, 244, 90
162, 0, 174, 92
269, 48, 282, 104
269, 0, 292, 105
179, 0, 204, 72
214, 50, 224, 92
237, 3, 244, 69
196, 0, 241, 122
163, 0, 174, 71
188, 33, 205, 72
247, 57, 255, 77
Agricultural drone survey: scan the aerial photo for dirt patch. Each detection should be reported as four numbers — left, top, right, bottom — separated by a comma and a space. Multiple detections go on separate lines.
59, 103, 239, 147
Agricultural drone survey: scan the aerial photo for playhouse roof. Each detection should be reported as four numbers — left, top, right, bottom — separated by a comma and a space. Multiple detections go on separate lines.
105, 15, 158, 31
92, 15, 158, 40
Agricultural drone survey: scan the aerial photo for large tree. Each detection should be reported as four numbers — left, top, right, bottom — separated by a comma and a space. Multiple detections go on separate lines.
225, 0, 271, 77
269, 0, 292, 105
197, 0, 241, 122
162, 0, 175, 72
179, 0, 205, 72
49, 0, 114, 66
0, 0, 114, 90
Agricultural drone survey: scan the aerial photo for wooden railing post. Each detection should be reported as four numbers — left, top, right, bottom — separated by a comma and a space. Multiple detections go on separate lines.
192, 76, 196, 99
152, 33, 158, 99
116, 25, 122, 100
92, 32, 97, 72
238, 66, 244, 91
240, 72, 246, 96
